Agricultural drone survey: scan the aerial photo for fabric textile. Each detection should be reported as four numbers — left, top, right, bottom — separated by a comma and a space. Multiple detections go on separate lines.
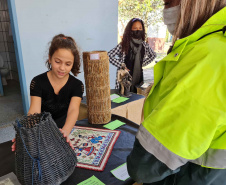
69, 126, 120, 171
108, 41, 156, 89
30, 71, 84, 128
125, 44, 145, 78
60, 114, 138, 185
129, 38, 143, 92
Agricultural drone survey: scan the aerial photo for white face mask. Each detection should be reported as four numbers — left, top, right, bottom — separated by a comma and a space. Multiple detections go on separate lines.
163, 5, 180, 35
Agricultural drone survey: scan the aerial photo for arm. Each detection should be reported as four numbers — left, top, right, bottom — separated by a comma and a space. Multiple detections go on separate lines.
142, 43, 157, 67
108, 44, 123, 68
61, 96, 81, 136
12, 95, 41, 152
28, 96, 41, 115
29, 76, 42, 114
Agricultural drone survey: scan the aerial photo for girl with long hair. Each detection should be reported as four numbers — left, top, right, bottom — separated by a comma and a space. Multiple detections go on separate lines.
12, 34, 84, 150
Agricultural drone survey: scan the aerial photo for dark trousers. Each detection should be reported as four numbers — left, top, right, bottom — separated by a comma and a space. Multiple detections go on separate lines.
128, 139, 226, 185
144, 163, 226, 185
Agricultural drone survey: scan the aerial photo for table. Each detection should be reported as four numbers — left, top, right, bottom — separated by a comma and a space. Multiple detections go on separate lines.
0, 114, 139, 185
78, 89, 145, 125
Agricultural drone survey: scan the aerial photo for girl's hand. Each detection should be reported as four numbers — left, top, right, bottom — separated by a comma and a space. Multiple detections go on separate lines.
59, 129, 74, 150
11, 138, 16, 152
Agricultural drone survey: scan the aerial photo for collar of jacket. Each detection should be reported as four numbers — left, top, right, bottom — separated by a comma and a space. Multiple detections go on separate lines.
146, 7, 226, 100
163, 7, 226, 62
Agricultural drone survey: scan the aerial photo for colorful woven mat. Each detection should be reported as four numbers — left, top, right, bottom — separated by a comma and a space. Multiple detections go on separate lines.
69, 126, 121, 171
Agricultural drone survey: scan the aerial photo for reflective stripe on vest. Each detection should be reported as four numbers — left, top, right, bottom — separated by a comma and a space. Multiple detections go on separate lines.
137, 124, 226, 170
192, 148, 226, 169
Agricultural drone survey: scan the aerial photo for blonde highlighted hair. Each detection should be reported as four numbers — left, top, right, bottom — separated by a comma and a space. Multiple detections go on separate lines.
173, 0, 226, 44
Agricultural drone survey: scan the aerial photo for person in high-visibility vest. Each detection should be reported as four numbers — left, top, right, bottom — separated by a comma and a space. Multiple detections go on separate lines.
127, 0, 226, 184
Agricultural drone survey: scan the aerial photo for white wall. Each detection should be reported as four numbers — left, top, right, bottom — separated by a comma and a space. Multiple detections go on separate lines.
14, 0, 118, 99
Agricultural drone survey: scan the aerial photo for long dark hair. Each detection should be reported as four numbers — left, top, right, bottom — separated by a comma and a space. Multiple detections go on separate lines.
121, 18, 146, 55
173, 0, 226, 44
46, 34, 80, 76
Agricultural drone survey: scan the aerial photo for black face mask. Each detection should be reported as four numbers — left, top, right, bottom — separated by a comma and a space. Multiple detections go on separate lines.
131, 30, 143, 39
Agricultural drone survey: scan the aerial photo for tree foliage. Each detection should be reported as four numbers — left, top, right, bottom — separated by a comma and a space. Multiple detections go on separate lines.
118, 0, 163, 29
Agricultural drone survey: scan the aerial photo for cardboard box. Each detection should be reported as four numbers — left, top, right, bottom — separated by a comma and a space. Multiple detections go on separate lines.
137, 81, 154, 97
78, 92, 145, 125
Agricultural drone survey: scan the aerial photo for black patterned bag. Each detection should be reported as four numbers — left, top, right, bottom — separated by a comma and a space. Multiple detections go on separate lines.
13, 112, 77, 185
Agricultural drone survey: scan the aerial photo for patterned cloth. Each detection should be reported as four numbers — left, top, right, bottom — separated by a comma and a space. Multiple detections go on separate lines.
69, 126, 120, 171
108, 42, 156, 89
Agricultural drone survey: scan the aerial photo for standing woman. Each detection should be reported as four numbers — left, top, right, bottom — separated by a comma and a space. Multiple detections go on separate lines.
127, 0, 226, 185
108, 18, 156, 93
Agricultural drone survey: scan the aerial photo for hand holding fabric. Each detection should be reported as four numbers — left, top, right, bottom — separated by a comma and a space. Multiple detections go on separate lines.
59, 128, 74, 150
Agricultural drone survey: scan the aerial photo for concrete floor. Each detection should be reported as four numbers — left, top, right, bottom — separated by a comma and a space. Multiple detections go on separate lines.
0, 80, 24, 143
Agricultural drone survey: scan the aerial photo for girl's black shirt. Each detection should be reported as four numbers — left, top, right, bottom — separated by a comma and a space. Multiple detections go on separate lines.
30, 72, 84, 128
